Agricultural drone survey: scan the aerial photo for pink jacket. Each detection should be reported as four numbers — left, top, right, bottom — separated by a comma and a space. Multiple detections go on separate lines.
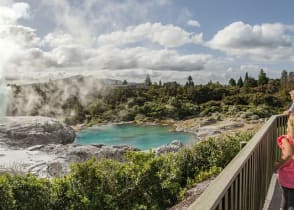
277, 135, 294, 188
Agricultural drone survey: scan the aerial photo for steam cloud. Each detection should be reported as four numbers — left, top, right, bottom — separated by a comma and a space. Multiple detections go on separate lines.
0, 2, 31, 117
7, 75, 111, 119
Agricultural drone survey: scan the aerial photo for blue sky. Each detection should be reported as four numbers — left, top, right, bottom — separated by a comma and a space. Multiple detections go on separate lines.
1, 0, 294, 84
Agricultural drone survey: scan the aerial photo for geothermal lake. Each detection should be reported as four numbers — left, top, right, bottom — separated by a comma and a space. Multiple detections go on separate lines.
75, 124, 195, 150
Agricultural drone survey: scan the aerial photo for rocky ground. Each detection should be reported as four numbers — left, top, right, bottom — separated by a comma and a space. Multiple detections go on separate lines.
174, 117, 264, 138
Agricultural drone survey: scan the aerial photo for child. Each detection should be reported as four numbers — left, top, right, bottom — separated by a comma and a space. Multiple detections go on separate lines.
283, 90, 294, 115
275, 124, 294, 210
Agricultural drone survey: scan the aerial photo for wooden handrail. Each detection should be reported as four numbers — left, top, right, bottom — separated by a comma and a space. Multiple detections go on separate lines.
189, 115, 287, 210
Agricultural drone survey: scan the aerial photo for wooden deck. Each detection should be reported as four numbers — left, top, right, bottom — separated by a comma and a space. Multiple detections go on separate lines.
263, 173, 281, 210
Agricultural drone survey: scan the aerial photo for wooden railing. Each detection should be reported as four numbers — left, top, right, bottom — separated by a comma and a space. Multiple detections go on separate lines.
189, 114, 288, 210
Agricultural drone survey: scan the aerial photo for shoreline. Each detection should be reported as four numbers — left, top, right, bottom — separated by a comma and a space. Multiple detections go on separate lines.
70, 117, 265, 144
70, 119, 176, 132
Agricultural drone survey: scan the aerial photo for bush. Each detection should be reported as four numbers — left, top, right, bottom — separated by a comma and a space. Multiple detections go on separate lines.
2, 174, 52, 210
0, 175, 14, 210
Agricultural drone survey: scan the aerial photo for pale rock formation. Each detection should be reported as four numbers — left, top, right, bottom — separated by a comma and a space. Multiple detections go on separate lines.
0, 116, 76, 147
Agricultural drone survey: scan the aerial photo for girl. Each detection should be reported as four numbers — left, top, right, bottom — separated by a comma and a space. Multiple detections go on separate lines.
276, 118, 294, 210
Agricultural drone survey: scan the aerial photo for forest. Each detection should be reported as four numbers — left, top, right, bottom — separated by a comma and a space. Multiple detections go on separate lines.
47, 69, 293, 125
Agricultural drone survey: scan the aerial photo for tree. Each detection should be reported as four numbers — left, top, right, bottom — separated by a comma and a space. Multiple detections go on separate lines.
122, 80, 128, 85
237, 77, 243, 87
243, 72, 257, 88
159, 80, 162, 86
288, 72, 294, 89
243, 72, 249, 86
185, 75, 194, 87
257, 69, 269, 86
280, 70, 288, 89
247, 77, 257, 87
228, 78, 236, 86
145, 74, 152, 86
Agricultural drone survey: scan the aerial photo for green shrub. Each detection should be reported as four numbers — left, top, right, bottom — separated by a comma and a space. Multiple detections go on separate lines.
8, 174, 51, 210
0, 175, 14, 210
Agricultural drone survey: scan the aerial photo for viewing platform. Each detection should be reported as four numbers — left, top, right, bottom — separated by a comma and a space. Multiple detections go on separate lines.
188, 114, 287, 210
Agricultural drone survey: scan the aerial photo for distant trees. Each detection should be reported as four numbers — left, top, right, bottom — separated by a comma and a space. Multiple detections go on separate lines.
280, 70, 294, 90
243, 72, 257, 88
230, 69, 269, 88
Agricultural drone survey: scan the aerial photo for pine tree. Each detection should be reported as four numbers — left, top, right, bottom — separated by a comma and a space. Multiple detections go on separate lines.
244, 72, 249, 87
145, 74, 152, 86
257, 69, 268, 86
237, 77, 243, 87
288, 72, 294, 90
280, 70, 288, 89
185, 75, 194, 87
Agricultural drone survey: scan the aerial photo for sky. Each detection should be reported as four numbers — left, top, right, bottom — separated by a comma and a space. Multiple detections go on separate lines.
1, 0, 294, 84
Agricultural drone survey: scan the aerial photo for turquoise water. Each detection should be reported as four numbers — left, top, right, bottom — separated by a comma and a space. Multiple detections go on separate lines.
75, 124, 195, 150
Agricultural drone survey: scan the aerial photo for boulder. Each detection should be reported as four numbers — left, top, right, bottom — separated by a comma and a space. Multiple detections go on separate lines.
0, 143, 140, 178
28, 143, 141, 177
154, 140, 184, 154
197, 126, 221, 137
40, 143, 140, 162
0, 116, 76, 148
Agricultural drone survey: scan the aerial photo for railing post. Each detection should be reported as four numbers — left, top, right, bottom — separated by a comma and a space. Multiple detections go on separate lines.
240, 141, 247, 149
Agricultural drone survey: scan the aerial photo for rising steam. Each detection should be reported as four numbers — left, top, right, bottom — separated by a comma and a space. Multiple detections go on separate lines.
0, 2, 31, 117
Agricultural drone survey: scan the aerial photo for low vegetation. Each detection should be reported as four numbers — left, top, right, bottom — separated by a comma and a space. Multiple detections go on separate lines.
0, 132, 252, 210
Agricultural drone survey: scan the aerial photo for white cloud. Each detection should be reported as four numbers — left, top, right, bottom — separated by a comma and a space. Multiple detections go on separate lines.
86, 46, 211, 71
6, 43, 211, 74
239, 64, 261, 73
0, 0, 211, 83
6, 48, 59, 73
0, 2, 29, 24
0, 2, 32, 81
0, 0, 219, 84
0, 25, 39, 47
207, 21, 294, 61
42, 32, 75, 48
97, 22, 203, 48
187, 19, 200, 27
40, 0, 173, 44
